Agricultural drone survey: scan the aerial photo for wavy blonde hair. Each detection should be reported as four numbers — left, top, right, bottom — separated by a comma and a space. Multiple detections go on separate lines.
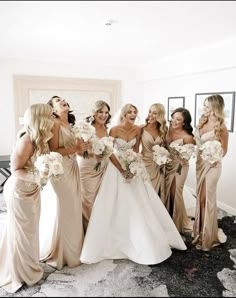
145, 103, 168, 146
86, 100, 111, 128
197, 94, 225, 140
119, 103, 138, 124
23, 104, 54, 156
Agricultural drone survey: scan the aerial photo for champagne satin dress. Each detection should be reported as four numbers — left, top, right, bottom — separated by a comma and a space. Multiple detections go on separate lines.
165, 138, 193, 233
192, 129, 226, 251
78, 141, 109, 232
40, 126, 84, 269
0, 155, 43, 293
141, 130, 166, 203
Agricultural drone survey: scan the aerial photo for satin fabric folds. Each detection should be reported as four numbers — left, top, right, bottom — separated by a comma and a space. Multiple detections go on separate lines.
0, 172, 43, 293
80, 138, 186, 266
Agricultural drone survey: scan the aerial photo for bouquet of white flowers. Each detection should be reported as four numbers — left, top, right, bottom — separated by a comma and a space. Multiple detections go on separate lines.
169, 143, 196, 174
92, 136, 114, 171
34, 152, 64, 189
73, 121, 96, 158
117, 149, 148, 183
152, 144, 172, 174
199, 140, 223, 165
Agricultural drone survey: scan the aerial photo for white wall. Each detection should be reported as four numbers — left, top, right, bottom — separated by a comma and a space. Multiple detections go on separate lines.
0, 58, 141, 155
136, 39, 236, 214
1, 38, 236, 213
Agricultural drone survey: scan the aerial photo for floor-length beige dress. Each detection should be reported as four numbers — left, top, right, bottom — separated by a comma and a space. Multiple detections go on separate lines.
78, 145, 109, 231
40, 126, 84, 270
141, 130, 166, 203
0, 155, 43, 293
165, 138, 193, 233
192, 129, 226, 250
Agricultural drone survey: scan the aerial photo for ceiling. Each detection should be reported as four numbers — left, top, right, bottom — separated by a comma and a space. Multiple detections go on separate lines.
0, 1, 236, 67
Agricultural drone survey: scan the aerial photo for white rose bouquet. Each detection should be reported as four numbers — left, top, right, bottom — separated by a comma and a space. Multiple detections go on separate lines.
34, 152, 64, 189
117, 149, 148, 183
92, 136, 114, 171
169, 143, 196, 174
199, 140, 223, 165
73, 121, 96, 158
152, 144, 172, 174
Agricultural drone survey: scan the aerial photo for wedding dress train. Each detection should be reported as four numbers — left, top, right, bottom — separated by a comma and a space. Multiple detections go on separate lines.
80, 138, 187, 265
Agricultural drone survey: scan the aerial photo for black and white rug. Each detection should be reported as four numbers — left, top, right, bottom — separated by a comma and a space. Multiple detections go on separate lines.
0, 194, 235, 297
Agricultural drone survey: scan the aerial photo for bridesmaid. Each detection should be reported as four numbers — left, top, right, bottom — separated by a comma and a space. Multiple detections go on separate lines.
192, 94, 228, 251
141, 103, 168, 203
40, 96, 88, 270
78, 100, 111, 232
0, 104, 54, 293
165, 107, 195, 233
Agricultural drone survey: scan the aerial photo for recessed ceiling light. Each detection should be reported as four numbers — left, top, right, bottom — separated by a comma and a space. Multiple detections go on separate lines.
105, 19, 117, 26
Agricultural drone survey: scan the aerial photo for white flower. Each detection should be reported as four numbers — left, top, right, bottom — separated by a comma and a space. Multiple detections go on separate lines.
73, 121, 96, 142
73, 121, 96, 158
152, 145, 172, 166
169, 143, 196, 174
91, 136, 114, 171
169, 143, 195, 161
117, 149, 149, 182
92, 140, 106, 155
34, 152, 64, 188
199, 140, 223, 164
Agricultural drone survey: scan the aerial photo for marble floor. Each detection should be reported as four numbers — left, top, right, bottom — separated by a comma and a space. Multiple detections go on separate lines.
0, 192, 236, 297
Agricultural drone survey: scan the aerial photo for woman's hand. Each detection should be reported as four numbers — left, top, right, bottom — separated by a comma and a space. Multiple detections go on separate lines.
95, 154, 104, 162
76, 139, 89, 154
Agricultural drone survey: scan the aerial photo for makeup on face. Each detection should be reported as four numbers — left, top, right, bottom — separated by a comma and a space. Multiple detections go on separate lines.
170, 112, 184, 128
148, 107, 158, 123
125, 107, 137, 123
95, 106, 109, 124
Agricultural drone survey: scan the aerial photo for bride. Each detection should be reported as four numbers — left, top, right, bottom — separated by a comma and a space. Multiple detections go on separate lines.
80, 103, 187, 266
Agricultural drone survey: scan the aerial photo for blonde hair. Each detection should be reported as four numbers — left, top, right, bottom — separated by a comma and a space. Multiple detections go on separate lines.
86, 100, 111, 128
197, 94, 225, 140
23, 104, 54, 156
145, 103, 168, 146
119, 103, 138, 124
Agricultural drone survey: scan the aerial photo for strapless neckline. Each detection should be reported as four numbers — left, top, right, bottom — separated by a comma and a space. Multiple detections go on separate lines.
116, 137, 136, 143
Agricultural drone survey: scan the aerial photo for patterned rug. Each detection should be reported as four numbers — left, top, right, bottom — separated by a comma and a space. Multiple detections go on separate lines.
0, 193, 235, 297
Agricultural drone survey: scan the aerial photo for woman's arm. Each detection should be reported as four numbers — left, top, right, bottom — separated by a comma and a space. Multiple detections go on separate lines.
133, 126, 142, 153
221, 126, 229, 156
10, 135, 36, 182
183, 134, 196, 145
49, 122, 87, 156
109, 127, 126, 175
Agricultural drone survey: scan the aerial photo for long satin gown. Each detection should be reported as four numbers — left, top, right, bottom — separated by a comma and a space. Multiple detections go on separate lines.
40, 126, 84, 270
80, 137, 187, 266
192, 129, 227, 251
141, 130, 166, 203
78, 142, 109, 231
0, 155, 43, 293
165, 139, 193, 233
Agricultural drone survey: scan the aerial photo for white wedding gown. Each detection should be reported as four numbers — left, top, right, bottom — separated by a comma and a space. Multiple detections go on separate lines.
80, 138, 187, 265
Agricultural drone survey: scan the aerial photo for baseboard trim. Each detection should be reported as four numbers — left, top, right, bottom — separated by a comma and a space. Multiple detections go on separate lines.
185, 185, 236, 216
217, 201, 236, 216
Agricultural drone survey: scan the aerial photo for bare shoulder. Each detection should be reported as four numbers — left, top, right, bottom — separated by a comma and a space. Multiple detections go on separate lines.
134, 124, 142, 132
109, 125, 120, 137
183, 134, 195, 145
15, 134, 34, 155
